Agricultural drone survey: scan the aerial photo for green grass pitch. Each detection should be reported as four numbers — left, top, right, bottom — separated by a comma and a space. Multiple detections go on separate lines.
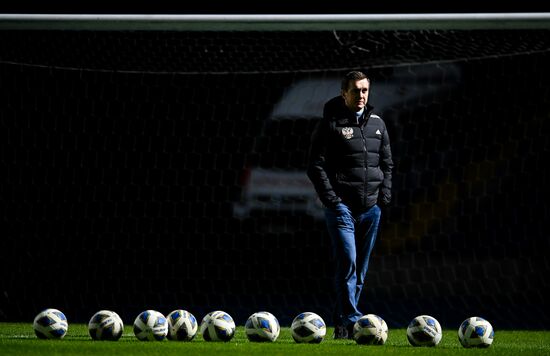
1, 322, 549, 355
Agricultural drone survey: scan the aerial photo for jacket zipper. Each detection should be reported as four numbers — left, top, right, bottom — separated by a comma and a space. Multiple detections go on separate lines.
360, 118, 368, 207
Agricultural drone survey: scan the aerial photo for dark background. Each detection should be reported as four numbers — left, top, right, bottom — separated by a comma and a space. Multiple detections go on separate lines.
0, 28, 549, 330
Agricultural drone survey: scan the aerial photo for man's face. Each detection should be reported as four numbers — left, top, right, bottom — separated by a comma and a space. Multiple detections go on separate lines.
342, 78, 370, 112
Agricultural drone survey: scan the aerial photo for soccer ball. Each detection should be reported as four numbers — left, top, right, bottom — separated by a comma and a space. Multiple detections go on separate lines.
88, 310, 124, 341
245, 311, 280, 342
33, 308, 68, 339
166, 309, 198, 341
199, 310, 236, 342
352, 314, 388, 345
406, 315, 442, 347
458, 316, 494, 348
290, 312, 326, 344
133, 310, 168, 341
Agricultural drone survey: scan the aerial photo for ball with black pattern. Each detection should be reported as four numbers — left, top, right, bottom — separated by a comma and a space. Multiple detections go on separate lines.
33, 308, 68, 339
88, 310, 124, 341
166, 309, 198, 341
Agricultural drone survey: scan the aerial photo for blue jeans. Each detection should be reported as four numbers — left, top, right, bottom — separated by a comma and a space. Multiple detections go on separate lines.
324, 202, 381, 328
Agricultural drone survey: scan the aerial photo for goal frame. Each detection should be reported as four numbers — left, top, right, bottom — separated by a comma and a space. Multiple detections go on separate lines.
1, 13, 550, 31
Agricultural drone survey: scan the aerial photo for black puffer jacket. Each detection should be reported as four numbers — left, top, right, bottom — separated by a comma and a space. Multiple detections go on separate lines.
307, 96, 393, 211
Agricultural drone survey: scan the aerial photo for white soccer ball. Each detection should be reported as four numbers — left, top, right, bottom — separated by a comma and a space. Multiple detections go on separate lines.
33, 308, 68, 339
133, 310, 168, 341
166, 309, 198, 341
406, 315, 442, 347
88, 310, 124, 341
245, 311, 280, 342
458, 316, 494, 348
290, 312, 326, 344
199, 310, 236, 342
352, 314, 388, 345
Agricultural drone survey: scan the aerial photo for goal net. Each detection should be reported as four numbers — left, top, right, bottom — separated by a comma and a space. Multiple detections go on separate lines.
1, 15, 549, 328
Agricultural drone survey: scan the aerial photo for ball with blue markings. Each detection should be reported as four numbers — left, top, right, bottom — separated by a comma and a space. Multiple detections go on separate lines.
245, 311, 280, 342
290, 312, 326, 343
88, 310, 124, 341
353, 313, 388, 345
33, 308, 68, 339
406, 314, 442, 346
166, 309, 198, 341
458, 316, 494, 348
133, 310, 168, 341
199, 310, 236, 342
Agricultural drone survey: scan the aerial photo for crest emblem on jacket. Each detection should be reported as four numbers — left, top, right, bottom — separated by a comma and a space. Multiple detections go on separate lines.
341, 127, 353, 139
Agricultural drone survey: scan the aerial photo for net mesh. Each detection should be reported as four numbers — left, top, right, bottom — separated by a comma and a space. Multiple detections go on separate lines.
2, 29, 550, 72
1, 28, 549, 328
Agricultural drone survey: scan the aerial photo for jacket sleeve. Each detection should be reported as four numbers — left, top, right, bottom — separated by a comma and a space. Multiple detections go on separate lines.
379, 122, 394, 205
307, 116, 342, 208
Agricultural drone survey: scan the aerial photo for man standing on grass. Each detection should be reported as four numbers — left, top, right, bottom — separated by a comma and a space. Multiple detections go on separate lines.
307, 71, 393, 339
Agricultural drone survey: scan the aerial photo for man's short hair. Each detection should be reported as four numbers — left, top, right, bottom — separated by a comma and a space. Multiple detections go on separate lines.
341, 71, 370, 91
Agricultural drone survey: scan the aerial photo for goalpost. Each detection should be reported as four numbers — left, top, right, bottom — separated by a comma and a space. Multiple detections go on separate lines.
1, 13, 549, 328
1, 13, 550, 31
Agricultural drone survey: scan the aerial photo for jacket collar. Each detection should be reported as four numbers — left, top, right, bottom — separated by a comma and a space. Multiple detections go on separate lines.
337, 104, 375, 126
